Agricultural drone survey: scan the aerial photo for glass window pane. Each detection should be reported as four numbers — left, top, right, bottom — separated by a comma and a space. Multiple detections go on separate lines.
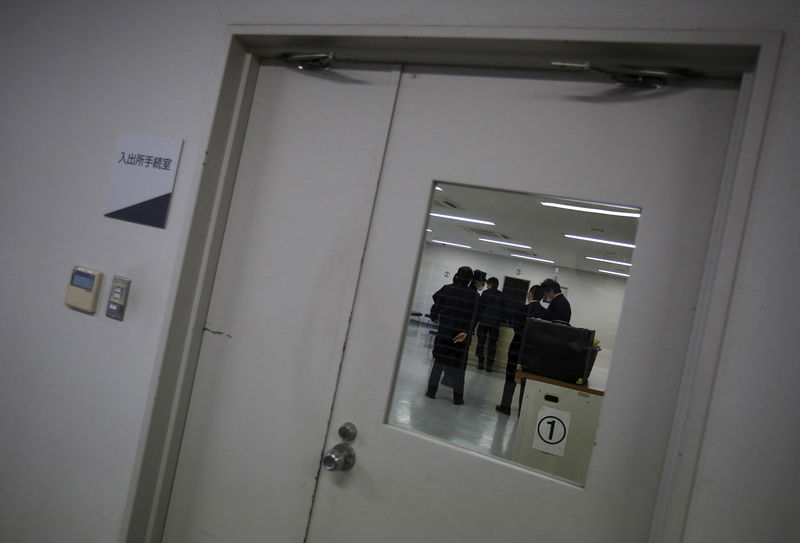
388, 181, 640, 485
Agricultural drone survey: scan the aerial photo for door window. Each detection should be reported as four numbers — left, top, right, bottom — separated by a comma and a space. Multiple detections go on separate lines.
388, 181, 640, 484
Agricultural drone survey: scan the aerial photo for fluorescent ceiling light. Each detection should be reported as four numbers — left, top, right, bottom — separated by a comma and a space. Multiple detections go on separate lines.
478, 238, 532, 249
586, 256, 632, 267
510, 253, 555, 264
435, 186, 444, 191
599, 269, 631, 278
431, 239, 471, 249
565, 234, 636, 248
541, 201, 641, 218
429, 212, 495, 226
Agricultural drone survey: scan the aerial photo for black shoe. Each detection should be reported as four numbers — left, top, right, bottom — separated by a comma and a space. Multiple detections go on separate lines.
425, 390, 436, 399
485, 366, 493, 373
495, 405, 511, 415
453, 395, 464, 405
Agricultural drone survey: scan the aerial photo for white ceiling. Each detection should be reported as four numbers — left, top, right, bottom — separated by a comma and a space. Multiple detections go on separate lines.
425, 182, 640, 277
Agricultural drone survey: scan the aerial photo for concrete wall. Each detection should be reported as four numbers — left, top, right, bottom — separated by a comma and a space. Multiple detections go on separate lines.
1, 1, 798, 542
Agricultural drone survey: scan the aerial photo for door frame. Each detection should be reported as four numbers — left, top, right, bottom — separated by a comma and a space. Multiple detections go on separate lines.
121, 25, 781, 543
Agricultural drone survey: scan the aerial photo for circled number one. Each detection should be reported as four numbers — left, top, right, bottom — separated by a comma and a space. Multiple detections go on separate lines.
537, 416, 566, 445
545, 419, 556, 441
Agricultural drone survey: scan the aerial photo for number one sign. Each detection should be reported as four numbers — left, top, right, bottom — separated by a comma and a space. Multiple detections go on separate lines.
532, 406, 571, 457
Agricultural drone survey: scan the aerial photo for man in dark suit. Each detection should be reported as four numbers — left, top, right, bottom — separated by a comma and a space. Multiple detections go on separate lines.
540, 278, 571, 323
474, 277, 506, 371
426, 266, 479, 405
495, 279, 571, 416
495, 284, 545, 415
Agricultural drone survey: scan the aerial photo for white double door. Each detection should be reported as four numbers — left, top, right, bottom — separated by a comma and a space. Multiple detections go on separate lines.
163, 61, 738, 541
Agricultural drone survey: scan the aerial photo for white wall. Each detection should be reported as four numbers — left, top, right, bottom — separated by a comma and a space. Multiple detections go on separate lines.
412, 243, 626, 368
1, 1, 799, 542
0, 2, 226, 542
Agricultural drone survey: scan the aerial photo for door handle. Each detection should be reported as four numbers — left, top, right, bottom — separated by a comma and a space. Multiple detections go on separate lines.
322, 442, 356, 471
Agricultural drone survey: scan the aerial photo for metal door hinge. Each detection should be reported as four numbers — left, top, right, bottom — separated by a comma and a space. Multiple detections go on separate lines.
551, 61, 701, 89
282, 52, 336, 72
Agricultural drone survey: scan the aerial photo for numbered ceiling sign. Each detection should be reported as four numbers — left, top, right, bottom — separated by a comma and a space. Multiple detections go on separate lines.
532, 405, 571, 457
105, 132, 183, 229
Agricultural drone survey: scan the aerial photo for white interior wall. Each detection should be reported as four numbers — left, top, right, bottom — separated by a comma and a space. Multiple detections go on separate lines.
1, 1, 799, 542
0, 3, 227, 542
412, 243, 626, 368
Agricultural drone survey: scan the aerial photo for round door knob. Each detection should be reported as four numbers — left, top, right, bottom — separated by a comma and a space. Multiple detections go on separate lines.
322, 442, 356, 471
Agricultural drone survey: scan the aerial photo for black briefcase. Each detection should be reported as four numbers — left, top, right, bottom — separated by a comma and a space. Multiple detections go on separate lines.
519, 318, 598, 384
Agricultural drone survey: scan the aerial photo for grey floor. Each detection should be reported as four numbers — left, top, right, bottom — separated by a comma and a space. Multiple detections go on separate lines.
387, 322, 520, 460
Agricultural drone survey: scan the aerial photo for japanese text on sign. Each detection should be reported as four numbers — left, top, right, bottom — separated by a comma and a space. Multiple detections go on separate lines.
117, 152, 173, 171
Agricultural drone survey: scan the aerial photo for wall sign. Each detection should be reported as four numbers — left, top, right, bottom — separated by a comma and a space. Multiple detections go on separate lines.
105, 132, 183, 228
532, 406, 571, 457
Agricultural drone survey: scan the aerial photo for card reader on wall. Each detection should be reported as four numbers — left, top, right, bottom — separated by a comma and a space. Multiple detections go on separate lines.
106, 275, 131, 321
65, 266, 103, 314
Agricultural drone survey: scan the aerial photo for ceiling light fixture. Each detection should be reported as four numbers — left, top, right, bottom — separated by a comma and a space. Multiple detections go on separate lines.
541, 201, 641, 218
435, 186, 444, 191
478, 238, 532, 249
429, 212, 495, 226
586, 256, 632, 267
510, 253, 555, 264
599, 269, 631, 278
565, 234, 636, 248
431, 240, 472, 249
541, 196, 640, 210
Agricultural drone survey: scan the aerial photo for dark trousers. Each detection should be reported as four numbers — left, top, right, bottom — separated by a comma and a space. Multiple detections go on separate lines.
427, 361, 465, 399
475, 325, 499, 368
499, 333, 525, 412
499, 367, 525, 414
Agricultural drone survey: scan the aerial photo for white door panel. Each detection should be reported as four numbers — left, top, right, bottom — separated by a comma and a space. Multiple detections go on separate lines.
307, 67, 737, 541
165, 62, 738, 542
162, 63, 401, 542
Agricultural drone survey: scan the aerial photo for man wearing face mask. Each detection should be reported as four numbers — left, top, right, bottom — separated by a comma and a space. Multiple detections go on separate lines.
495, 279, 570, 416
470, 269, 486, 292
540, 278, 571, 324
495, 284, 545, 415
